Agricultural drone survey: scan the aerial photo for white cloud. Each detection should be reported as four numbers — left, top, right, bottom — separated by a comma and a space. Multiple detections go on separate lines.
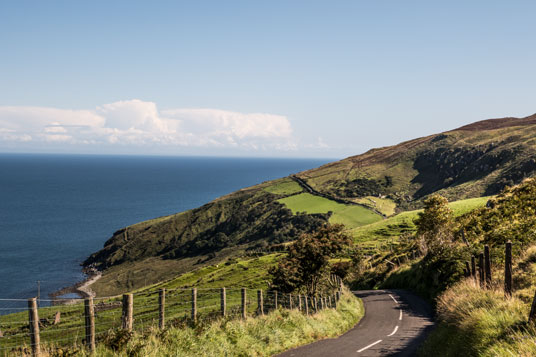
163, 108, 292, 139
0, 100, 295, 152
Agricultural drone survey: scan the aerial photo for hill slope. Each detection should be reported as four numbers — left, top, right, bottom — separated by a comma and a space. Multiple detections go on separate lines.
298, 113, 536, 209
84, 113, 536, 295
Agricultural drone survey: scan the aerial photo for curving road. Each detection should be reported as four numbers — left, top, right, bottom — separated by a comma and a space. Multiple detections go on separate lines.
278, 290, 434, 356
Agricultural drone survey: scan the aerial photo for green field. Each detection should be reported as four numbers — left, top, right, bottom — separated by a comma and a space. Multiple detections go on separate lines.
447, 196, 489, 216
351, 196, 490, 246
277, 193, 383, 229
354, 196, 397, 216
263, 178, 303, 196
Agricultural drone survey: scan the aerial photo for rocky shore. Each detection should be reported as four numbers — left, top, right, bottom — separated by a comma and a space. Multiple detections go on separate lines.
49, 272, 101, 302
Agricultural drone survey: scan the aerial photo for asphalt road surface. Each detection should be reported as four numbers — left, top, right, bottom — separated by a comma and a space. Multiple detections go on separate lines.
278, 290, 434, 356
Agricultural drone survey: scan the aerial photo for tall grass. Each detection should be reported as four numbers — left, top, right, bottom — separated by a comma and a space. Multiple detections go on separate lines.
67, 290, 364, 357
419, 279, 535, 356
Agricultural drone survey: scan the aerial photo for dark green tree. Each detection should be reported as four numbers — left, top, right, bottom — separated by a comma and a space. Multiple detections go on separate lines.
269, 224, 351, 295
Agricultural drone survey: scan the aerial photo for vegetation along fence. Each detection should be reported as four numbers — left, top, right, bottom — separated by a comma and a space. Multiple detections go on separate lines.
0, 277, 344, 356
461, 241, 536, 322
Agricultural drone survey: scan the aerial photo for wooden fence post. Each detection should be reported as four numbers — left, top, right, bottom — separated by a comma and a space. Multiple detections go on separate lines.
274, 291, 278, 309
159, 289, 165, 329
221, 287, 226, 317
471, 256, 477, 281
257, 290, 264, 316
304, 296, 309, 315
121, 294, 133, 332
191, 288, 197, 322
478, 253, 485, 288
241, 288, 247, 318
484, 245, 492, 288
505, 241, 513, 297
529, 290, 536, 323
465, 262, 471, 278
28, 298, 40, 357
84, 297, 95, 352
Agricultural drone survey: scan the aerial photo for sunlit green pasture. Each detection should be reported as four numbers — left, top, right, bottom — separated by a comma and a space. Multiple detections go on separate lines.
263, 178, 303, 196
277, 193, 382, 229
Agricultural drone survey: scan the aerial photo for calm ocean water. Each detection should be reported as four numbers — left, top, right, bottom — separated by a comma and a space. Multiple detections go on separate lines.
0, 154, 331, 301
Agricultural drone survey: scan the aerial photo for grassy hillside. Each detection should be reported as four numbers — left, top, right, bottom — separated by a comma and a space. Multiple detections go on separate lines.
91, 253, 281, 297
298, 114, 536, 208
354, 179, 536, 296
351, 196, 489, 247
84, 113, 536, 296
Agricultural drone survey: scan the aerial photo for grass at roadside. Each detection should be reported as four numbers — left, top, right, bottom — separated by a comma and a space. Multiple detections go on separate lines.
81, 290, 364, 357
419, 280, 534, 356
419, 244, 536, 356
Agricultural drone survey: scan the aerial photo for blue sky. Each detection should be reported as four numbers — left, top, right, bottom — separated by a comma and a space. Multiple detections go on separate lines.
1, 1, 535, 158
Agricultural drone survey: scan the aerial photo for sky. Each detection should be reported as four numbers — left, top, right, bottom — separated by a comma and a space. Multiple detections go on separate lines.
1, 0, 535, 158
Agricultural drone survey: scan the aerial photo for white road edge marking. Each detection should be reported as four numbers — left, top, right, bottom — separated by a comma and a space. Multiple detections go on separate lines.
389, 294, 398, 304
388, 325, 399, 336
399, 309, 403, 320
357, 339, 382, 353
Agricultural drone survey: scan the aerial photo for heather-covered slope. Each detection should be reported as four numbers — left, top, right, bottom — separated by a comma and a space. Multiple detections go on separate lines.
84, 180, 331, 271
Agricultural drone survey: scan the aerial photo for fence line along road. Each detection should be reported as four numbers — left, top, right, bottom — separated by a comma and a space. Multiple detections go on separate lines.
0, 276, 345, 357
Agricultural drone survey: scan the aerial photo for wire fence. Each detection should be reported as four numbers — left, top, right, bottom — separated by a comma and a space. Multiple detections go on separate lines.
0, 278, 344, 356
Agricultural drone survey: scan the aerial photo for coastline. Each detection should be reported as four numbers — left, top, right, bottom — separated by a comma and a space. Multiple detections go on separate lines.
50, 272, 101, 301
77, 273, 101, 298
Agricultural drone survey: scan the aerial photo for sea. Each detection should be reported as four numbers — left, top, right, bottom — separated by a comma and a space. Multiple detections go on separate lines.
0, 154, 331, 304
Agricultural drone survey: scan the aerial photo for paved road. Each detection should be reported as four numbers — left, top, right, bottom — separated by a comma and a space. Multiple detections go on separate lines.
278, 290, 434, 356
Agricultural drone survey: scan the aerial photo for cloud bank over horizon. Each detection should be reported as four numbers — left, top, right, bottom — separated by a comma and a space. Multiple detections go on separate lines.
0, 100, 298, 155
